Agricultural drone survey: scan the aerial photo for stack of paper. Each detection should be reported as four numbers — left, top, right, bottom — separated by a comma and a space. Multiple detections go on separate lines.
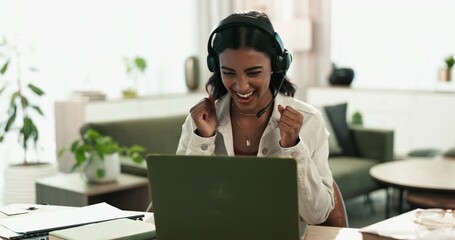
0, 203, 147, 239
48, 218, 155, 240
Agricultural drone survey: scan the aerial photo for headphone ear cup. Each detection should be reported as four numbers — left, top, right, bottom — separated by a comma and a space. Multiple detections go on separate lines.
207, 54, 218, 72
272, 55, 285, 74
283, 50, 292, 72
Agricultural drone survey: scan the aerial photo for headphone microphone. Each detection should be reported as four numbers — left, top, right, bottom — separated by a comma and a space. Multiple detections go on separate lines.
206, 14, 292, 118
256, 74, 286, 118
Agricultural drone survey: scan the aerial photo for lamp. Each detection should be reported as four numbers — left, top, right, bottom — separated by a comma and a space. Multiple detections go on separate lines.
275, 18, 312, 52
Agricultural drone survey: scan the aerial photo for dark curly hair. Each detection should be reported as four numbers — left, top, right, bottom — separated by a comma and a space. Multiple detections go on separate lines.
205, 11, 296, 100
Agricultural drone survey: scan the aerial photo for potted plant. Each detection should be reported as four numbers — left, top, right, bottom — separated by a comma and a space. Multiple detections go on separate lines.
440, 55, 454, 81
122, 56, 147, 98
351, 111, 363, 126
0, 36, 57, 204
63, 128, 145, 183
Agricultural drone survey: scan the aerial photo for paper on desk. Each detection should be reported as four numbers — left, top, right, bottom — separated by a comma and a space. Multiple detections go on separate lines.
0, 202, 142, 234
360, 209, 420, 240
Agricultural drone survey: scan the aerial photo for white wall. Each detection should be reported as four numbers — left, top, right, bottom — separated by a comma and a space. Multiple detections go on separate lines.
0, 0, 198, 204
331, 0, 455, 91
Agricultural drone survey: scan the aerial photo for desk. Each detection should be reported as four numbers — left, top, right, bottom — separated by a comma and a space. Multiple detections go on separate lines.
35, 173, 151, 211
304, 226, 394, 240
370, 158, 455, 216
0, 204, 423, 240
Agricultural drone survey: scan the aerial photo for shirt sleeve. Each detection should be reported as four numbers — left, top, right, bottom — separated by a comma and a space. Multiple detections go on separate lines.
176, 114, 216, 155
280, 112, 335, 224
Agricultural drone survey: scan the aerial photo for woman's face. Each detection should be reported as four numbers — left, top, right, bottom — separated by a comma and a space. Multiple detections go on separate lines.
218, 48, 273, 114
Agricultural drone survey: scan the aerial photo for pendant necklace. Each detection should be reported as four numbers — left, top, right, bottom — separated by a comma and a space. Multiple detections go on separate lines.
232, 102, 265, 148
235, 118, 263, 147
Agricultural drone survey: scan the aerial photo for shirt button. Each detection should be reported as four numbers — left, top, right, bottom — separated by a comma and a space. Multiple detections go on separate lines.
291, 151, 298, 158
262, 148, 268, 155
201, 144, 208, 151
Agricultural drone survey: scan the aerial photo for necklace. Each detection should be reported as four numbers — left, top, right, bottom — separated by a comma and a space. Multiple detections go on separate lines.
235, 118, 264, 148
232, 102, 256, 116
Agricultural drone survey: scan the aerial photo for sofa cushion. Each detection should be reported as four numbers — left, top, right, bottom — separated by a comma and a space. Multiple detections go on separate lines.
329, 157, 381, 199
319, 106, 343, 156
324, 103, 359, 157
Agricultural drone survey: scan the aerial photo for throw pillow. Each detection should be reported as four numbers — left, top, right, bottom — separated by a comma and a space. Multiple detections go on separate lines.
324, 102, 359, 157
318, 106, 343, 156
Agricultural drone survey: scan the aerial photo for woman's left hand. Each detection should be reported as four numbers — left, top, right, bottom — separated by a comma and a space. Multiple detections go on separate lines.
277, 105, 304, 148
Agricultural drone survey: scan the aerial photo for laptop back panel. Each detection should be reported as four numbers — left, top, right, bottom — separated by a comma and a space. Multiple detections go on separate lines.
146, 155, 300, 240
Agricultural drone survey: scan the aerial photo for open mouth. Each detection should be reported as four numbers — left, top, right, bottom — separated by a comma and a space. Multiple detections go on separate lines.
236, 91, 254, 100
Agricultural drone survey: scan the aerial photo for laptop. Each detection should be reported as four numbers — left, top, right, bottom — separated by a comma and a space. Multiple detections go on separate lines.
146, 154, 300, 240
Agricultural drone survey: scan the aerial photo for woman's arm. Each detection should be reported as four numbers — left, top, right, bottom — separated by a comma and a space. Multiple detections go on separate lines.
280, 110, 334, 224
176, 114, 217, 155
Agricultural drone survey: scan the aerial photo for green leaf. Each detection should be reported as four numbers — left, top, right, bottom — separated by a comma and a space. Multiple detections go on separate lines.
22, 117, 34, 143
131, 152, 144, 163
31, 105, 44, 116
70, 140, 80, 153
0, 61, 9, 75
28, 84, 45, 96
4, 109, 16, 132
0, 135, 4, 143
30, 120, 39, 142
134, 57, 147, 72
75, 149, 87, 165
10, 91, 20, 107
57, 148, 67, 159
20, 96, 29, 108
96, 168, 106, 178
129, 145, 145, 153
0, 85, 6, 96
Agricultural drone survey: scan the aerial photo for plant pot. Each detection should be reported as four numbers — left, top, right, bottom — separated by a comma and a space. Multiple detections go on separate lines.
83, 153, 120, 183
439, 68, 452, 82
122, 89, 138, 98
3, 162, 58, 205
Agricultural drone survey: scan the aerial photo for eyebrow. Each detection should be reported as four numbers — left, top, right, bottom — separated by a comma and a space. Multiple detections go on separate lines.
221, 66, 263, 72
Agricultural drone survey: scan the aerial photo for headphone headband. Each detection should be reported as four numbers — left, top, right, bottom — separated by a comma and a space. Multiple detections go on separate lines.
206, 14, 292, 73
207, 15, 285, 55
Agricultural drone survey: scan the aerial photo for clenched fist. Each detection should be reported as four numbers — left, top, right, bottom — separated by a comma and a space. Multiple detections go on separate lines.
277, 105, 303, 148
190, 95, 218, 137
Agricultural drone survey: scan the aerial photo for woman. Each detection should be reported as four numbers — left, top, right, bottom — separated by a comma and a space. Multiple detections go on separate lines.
177, 11, 334, 229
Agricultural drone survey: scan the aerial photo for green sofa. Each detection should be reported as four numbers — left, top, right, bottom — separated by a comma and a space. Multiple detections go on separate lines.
81, 114, 394, 201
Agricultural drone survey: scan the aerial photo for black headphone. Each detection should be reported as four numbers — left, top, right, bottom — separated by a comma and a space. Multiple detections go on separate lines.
206, 15, 292, 74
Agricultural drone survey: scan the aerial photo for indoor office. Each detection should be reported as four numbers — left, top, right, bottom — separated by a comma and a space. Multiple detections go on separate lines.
0, 0, 454, 239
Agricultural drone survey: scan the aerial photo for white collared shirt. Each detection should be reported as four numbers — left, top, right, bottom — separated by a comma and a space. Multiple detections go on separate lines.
177, 93, 334, 227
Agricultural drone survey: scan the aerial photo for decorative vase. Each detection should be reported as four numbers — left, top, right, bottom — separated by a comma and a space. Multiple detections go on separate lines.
3, 162, 58, 204
439, 68, 452, 82
83, 153, 120, 183
184, 56, 200, 91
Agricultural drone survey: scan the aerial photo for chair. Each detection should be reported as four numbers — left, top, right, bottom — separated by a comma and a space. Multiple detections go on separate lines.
317, 181, 349, 227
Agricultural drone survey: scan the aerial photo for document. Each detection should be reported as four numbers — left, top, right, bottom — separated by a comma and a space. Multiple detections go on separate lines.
48, 218, 155, 240
0, 203, 144, 235
360, 209, 420, 240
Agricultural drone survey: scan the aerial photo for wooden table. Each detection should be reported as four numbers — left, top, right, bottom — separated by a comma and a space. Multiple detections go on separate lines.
35, 173, 151, 211
370, 158, 455, 216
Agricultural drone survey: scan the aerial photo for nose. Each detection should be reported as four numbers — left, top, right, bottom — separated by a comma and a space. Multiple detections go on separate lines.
234, 74, 249, 92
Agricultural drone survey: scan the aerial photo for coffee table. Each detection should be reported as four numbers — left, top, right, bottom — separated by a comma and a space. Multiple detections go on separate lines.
369, 158, 455, 217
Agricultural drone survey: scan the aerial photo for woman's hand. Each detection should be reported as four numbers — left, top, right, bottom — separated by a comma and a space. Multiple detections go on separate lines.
277, 105, 304, 148
190, 95, 217, 137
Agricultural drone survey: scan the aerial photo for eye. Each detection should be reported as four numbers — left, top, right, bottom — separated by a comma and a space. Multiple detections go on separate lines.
222, 71, 235, 76
246, 71, 261, 77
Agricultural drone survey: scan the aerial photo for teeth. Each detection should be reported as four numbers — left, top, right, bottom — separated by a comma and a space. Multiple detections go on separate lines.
236, 91, 253, 98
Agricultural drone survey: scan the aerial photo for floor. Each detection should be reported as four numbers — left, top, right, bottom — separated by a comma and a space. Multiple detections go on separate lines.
345, 189, 403, 228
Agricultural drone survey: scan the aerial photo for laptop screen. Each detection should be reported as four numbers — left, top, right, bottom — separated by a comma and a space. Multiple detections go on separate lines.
146, 154, 300, 240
